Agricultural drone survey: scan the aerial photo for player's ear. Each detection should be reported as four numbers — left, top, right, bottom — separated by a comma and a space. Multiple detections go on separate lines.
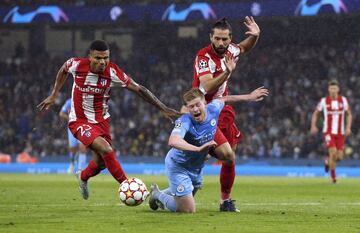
88, 50, 93, 59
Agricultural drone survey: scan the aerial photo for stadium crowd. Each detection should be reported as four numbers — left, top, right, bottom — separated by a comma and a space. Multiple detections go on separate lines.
0, 23, 359, 161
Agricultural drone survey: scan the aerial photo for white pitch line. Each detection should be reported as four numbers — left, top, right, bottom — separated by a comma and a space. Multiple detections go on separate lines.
1, 202, 360, 208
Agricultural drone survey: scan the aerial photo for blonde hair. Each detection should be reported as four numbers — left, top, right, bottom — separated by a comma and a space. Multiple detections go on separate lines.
183, 88, 204, 104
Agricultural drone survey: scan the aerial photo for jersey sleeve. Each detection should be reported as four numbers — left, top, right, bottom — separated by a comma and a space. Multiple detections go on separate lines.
171, 115, 191, 138
110, 64, 132, 88
208, 99, 225, 115
64, 58, 81, 76
194, 55, 211, 77
316, 98, 325, 111
60, 99, 71, 113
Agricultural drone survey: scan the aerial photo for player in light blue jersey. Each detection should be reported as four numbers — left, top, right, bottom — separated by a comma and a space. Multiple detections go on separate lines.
59, 98, 87, 173
149, 84, 268, 213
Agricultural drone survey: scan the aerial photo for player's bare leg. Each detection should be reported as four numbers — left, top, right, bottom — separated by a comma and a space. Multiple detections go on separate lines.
328, 147, 337, 183
336, 150, 345, 161
175, 195, 196, 213
213, 143, 239, 212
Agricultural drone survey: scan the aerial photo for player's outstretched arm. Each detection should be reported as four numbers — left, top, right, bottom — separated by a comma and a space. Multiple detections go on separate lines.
238, 16, 260, 54
37, 63, 68, 112
221, 86, 269, 103
126, 80, 181, 122
310, 110, 320, 135
345, 108, 352, 137
169, 135, 217, 152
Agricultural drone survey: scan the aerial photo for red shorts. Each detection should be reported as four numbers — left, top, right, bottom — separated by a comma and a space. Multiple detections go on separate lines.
68, 119, 112, 147
214, 105, 243, 147
323, 134, 344, 150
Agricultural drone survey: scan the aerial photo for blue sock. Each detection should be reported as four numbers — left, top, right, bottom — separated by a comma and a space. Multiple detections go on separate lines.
77, 153, 87, 171
161, 187, 173, 195
154, 191, 177, 212
69, 152, 75, 164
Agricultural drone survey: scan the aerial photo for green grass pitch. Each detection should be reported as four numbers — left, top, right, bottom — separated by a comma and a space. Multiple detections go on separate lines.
0, 174, 359, 233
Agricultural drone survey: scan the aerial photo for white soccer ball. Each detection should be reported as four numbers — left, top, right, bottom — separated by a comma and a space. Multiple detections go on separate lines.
118, 178, 149, 206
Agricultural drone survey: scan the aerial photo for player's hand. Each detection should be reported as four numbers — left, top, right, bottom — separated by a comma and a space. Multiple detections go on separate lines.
198, 140, 217, 152
310, 126, 318, 135
37, 94, 56, 112
244, 16, 260, 37
224, 54, 237, 73
161, 107, 182, 123
345, 128, 352, 137
248, 86, 269, 102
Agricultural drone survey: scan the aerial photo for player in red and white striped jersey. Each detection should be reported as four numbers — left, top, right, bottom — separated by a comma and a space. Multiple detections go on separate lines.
38, 40, 180, 199
192, 17, 260, 211
311, 80, 352, 183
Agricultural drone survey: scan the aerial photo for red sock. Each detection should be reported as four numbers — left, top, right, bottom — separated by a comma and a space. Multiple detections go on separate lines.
81, 160, 101, 181
220, 163, 235, 200
330, 169, 336, 181
103, 151, 127, 184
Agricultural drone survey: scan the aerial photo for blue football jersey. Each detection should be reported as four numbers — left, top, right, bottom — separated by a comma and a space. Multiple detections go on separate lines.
167, 99, 224, 170
61, 98, 72, 114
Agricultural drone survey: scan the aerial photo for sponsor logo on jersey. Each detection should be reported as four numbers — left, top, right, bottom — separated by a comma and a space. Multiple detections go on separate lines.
75, 84, 106, 94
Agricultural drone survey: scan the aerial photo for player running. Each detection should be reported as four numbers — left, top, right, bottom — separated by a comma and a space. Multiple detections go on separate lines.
149, 66, 268, 213
191, 17, 260, 211
311, 80, 352, 183
59, 98, 87, 173
38, 40, 180, 200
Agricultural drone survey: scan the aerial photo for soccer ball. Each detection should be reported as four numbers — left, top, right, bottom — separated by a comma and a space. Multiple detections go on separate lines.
118, 178, 149, 206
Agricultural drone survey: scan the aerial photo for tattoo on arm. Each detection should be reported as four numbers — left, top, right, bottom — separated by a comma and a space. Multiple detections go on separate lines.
137, 85, 167, 111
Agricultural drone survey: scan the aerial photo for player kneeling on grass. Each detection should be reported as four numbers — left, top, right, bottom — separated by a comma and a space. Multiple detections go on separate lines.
149, 83, 268, 212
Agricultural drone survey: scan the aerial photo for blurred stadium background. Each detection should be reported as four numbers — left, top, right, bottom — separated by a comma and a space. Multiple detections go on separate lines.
0, 0, 359, 176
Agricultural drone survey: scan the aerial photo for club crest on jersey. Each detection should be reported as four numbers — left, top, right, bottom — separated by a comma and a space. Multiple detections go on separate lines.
84, 130, 91, 137
199, 59, 207, 69
210, 119, 216, 126
100, 78, 108, 86
177, 185, 185, 193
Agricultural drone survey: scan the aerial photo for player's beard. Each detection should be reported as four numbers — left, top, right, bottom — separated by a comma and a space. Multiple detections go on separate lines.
212, 44, 228, 56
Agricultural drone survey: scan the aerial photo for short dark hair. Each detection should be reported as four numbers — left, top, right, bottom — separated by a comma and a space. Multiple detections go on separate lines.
183, 88, 204, 104
89, 40, 109, 51
328, 79, 339, 86
210, 17, 232, 36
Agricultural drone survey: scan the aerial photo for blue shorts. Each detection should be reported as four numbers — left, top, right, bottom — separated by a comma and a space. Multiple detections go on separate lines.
165, 155, 203, 197
68, 128, 79, 148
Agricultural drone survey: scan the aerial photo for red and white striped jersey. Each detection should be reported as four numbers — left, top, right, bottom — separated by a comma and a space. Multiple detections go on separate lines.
65, 57, 132, 124
316, 96, 349, 135
192, 43, 241, 103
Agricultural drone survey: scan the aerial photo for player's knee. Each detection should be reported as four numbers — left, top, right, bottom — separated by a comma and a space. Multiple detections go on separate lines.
97, 146, 113, 156
222, 151, 235, 165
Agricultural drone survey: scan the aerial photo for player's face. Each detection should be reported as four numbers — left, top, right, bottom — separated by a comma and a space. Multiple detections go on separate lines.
210, 28, 232, 56
186, 97, 206, 122
328, 85, 339, 97
89, 50, 110, 73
